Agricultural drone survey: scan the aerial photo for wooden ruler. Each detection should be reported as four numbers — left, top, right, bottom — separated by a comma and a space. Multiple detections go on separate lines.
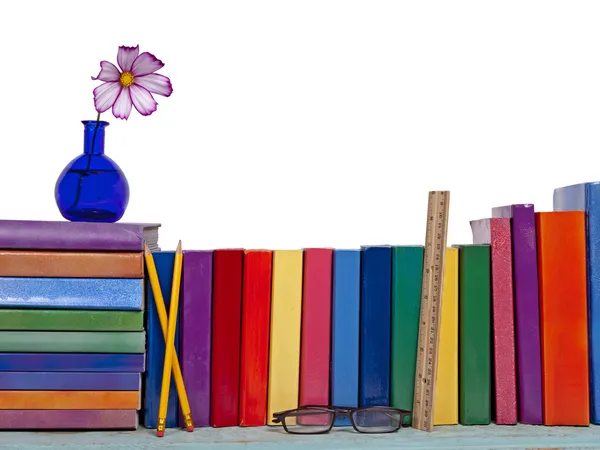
412, 190, 450, 432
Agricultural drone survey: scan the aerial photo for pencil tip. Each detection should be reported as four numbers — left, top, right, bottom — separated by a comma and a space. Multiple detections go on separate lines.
176, 240, 182, 253
143, 242, 151, 256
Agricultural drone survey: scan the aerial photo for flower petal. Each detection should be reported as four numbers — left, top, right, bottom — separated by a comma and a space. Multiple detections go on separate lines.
117, 45, 139, 72
91, 61, 121, 82
133, 73, 173, 97
112, 87, 133, 120
131, 52, 164, 77
93, 81, 122, 113
129, 84, 158, 116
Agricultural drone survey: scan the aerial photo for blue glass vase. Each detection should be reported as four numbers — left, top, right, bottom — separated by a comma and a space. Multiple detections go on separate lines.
55, 120, 130, 222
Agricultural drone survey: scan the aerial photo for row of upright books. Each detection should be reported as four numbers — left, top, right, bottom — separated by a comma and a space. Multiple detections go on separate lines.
0, 220, 160, 430
141, 180, 600, 430
1, 180, 599, 431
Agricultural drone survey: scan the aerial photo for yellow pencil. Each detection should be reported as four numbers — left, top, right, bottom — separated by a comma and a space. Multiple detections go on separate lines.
152, 241, 185, 437
143, 243, 194, 432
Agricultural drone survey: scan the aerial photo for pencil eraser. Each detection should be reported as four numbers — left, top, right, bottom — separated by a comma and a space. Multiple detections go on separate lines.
156, 430, 165, 437
187, 425, 194, 432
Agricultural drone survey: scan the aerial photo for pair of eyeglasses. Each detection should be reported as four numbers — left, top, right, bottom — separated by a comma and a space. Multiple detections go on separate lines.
272, 405, 411, 434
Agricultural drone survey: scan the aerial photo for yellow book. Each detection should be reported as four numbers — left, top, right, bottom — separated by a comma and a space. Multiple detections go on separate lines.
267, 250, 304, 425
434, 247, 459, 425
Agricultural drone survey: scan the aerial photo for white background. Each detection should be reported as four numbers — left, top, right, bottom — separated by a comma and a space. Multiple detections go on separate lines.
0, 1, 598, 251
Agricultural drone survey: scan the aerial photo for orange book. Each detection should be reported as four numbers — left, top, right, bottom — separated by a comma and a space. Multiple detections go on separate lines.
0, 391, 140, 409
0, 250, 144, 278
536, 211, 589, 425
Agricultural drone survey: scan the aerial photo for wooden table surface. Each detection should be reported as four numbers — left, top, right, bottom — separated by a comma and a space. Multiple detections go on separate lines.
2, 424, 600, 449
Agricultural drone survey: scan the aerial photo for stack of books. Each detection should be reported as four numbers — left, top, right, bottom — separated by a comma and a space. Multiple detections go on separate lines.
0, 219, 159, 430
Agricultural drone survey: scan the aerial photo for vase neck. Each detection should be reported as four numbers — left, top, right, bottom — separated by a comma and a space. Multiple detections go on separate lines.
82, 120, 109, 155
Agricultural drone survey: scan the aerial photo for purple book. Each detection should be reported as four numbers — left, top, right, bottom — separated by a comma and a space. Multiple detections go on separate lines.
491, 203, 543, 424
179, 250, 213, 427
0, 220, 160, 251
0, 410, 138, 430
0, 372, 141, 390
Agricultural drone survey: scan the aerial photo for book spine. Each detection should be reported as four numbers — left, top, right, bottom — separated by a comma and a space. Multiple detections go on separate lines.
299, 248, 333, 409
210, 249, 244, 427
0, 250, 144, 278
536, 211, 589, 425
0, 391, 140, 409
0, 220, 153, 251
586, 184, 600, 424
359, 246, 392, 407
553, 182, 600, 424
143, 251, 179, 429
331, 249, 360, 427
0, 353, 145, 372
471, 218, 518, 424
0, 331, 145, 353
0, 372, 140, 390
179, 250, 213, 428
0, 277, 143, 311
492, 204, 543, 424
239, 250, 272, 427
434, 248, 459, 425
267, 250, 303, 425
0, 410, 139, 430
390, 246, 423, 425
0, 310, 144, 331
456, 244, 491, 425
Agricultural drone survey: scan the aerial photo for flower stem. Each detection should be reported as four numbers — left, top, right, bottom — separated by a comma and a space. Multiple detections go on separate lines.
67, 112, 101, 213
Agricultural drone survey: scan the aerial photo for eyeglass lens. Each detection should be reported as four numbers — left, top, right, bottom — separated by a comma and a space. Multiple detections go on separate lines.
352, 409, 403, 432
282, 408, 334, 434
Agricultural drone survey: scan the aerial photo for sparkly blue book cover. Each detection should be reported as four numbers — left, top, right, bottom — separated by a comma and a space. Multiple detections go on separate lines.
0, 277, 143, 310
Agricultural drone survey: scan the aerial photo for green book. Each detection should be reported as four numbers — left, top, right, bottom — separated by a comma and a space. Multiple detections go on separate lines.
390, 245, 424, 424
454, 244, 491, 425
0, 309, 143, 331
0, 331, 145, 353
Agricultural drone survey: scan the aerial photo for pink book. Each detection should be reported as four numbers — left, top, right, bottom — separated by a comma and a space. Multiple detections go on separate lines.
471, 217, 518, 424
299, 248, 333, 407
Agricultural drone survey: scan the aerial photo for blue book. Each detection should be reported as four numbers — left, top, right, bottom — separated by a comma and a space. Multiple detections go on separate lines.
554, 182, 600, 423
331, 249, 361, 426
0, 353, 145, 372
0, 278, 143, 310
359, 245, 392, 407
143, 251, 179, 429
0, 372, 141, 390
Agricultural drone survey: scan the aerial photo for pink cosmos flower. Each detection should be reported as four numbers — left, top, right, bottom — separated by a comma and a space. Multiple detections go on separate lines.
92, 45, 173, 120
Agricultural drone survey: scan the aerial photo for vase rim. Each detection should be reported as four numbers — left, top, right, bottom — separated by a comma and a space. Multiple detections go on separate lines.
81, 120, 110, 127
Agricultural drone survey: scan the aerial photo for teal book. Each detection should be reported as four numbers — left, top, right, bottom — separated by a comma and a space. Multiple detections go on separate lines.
143, 251, 179, 429
391, 246, 424, 425
0, 331, 144, 353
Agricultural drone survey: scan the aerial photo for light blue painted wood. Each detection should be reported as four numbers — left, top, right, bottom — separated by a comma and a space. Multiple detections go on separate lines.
4, 425, 600, 449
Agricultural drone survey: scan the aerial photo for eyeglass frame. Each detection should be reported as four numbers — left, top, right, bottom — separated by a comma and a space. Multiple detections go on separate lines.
271, 404, 412, 434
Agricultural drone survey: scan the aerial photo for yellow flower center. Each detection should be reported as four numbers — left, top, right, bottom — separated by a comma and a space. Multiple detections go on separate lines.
120, 72, 135, 87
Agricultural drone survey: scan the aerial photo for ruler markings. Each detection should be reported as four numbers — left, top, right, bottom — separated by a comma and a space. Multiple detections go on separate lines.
412, 191, 450, 432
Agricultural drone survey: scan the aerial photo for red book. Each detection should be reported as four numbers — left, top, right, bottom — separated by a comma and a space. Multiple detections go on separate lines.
210, 249, 244, 427
470, 218, 517, 424
299, 248, 333, 407
239, 250, 273, 426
